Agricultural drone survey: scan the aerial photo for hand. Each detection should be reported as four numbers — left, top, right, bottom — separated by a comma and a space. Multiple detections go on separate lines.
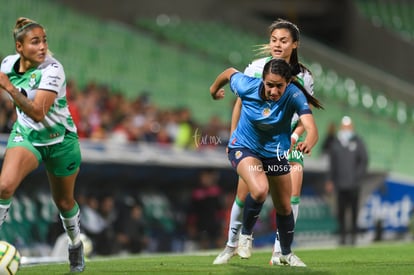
0, 72, 12, 92
212, 88, 225, 100
296, 141, 312, 155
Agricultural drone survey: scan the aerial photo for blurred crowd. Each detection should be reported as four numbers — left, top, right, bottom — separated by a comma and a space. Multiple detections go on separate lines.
0, 78, 236, 255
46, 170, 234, 256
0, 79, 230, 149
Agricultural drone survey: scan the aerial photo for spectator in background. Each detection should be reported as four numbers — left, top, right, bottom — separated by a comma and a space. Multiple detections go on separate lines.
115, 198, 149, 254
174, 107, 196, 149
80, 193, 108, 253
321, 121, 337, 156
325, 116, 369, 246
94, 194, 119, 255
186, 169, 225, 249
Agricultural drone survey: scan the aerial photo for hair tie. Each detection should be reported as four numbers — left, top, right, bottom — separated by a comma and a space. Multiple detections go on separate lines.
16, 22, 37, 34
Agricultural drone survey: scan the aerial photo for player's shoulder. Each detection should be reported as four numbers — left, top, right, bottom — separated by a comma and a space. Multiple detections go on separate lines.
37, 55, 66, 81
243, 57, 270, 76
245, 57, 269, 68
297, 63, 313, 79
0, 54, 20, 73
38, 55, 64, 71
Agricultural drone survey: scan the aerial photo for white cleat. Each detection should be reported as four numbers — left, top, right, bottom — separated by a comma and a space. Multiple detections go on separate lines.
237, 234, 253, 259
279, 252, 307, 267
213, 246, 237, 264
269, 251, 283, 266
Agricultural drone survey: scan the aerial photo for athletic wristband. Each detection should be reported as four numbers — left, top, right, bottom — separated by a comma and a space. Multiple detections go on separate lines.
291, 133, 299, 142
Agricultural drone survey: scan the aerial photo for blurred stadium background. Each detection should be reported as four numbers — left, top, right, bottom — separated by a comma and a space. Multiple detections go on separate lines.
0, 0, 413, 258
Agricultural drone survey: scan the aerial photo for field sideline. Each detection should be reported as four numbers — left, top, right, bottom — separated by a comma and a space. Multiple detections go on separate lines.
18, 241, 413, 274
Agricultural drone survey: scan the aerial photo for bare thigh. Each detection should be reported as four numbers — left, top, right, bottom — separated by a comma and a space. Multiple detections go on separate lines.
268, 173, 292, 215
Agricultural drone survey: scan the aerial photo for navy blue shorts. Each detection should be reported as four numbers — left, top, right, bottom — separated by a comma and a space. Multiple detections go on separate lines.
228, 148, 291, 176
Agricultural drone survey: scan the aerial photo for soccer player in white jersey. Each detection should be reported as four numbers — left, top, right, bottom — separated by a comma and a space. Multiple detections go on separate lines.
213, 19, 315, 266
0, 17, 84, 272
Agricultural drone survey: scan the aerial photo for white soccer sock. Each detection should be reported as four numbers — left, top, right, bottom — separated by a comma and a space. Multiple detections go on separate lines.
226, 199, 243, 247
60, 209, 81, 247
292, 203, 299, 223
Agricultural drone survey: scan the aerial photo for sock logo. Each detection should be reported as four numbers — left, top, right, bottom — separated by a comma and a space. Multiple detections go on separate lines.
231, 227, 238, 235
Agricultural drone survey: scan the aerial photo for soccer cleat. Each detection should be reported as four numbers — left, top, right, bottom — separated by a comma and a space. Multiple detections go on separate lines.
279, 252, 306, 267
213, 245, 237, 264
269, 251, 283, 265
237, 234, 253, 259
68, 241, 85, 272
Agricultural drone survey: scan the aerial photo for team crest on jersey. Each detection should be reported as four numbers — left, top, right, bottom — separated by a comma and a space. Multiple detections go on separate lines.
29, 73, 37, 88
235, 150, 243, 159
262, 107, 271, 117
13, 134, 24, 143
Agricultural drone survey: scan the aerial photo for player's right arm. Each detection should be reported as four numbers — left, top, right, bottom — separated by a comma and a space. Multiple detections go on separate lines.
210, 68, 238, 100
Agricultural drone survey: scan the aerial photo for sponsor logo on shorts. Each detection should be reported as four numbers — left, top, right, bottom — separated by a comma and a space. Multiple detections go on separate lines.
66, 162, 76, 171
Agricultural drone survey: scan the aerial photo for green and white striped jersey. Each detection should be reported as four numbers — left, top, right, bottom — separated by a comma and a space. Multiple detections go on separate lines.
1, 54, 77, 146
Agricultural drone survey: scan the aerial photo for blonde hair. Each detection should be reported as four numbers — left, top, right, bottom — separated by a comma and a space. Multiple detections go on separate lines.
13, 17, 52, 55
13, 17, 43, 42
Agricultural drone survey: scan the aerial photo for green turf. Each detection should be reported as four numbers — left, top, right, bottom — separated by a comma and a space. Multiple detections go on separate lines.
17, 242, 414, 274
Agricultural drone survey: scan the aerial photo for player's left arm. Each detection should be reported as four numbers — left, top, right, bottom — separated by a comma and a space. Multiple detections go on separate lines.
292, 102, 314, 146
296, 113, 318, 155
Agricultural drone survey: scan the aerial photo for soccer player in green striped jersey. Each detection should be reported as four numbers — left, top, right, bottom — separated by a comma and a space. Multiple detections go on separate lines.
0, 17, 85, 272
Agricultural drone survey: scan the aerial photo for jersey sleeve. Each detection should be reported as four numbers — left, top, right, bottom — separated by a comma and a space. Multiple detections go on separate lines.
291, 89, 312, 116
297, 68, 315, 96
243, 62, 257, 77
302, 71, 314, 96
243, 58, 268, 78
38, 62, 65, 94
229, 72, 259, 98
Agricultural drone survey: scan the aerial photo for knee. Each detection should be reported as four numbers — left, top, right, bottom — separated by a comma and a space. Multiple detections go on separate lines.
250, 185, 268, 202
276, 202, 291, 215
54, 197, 75, 212
0, 178, 17, 199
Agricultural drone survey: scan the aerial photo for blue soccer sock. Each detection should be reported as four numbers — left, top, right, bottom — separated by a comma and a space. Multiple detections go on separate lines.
241, 193, 263, 235
276, 211, 295, 255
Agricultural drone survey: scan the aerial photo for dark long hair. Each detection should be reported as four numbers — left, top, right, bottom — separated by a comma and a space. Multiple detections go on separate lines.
262, 59, 323, 109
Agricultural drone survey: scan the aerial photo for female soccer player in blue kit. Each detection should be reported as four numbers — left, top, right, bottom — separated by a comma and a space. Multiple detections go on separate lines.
210, 58, 322, 267
214, 18, 316, 266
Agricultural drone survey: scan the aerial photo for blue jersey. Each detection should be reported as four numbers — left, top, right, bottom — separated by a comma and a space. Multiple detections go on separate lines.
228, 72, 311, 158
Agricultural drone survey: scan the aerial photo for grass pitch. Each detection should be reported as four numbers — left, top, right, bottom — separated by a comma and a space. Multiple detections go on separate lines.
18, 241, 413, 274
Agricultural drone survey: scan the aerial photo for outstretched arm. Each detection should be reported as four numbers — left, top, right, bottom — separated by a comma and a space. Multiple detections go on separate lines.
209, 68, 238, 100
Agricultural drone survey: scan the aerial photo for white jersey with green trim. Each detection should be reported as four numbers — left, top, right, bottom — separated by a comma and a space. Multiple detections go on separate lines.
243, 56, 314, 125
0, 54, 77, 146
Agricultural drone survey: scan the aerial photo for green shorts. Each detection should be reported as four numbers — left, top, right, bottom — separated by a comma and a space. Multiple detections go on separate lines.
288, 133, 304, 166
7, 130, 82, 177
